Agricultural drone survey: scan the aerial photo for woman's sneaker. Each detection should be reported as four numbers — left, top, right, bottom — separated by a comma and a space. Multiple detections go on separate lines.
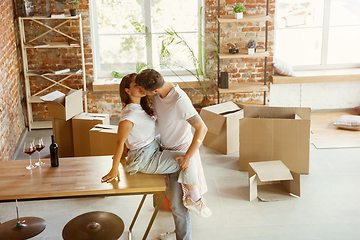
183, 196, 212, 217
159, 230, 176, 240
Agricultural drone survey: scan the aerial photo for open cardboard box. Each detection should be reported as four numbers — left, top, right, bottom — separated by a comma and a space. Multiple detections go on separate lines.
40, 89, 83, 121
52, 118, 74, 157
72, 113, 110, 157
239, 105, 311, 174
249, 160, 300, 201
200, 102, 244, 154
89, 124, 118, 156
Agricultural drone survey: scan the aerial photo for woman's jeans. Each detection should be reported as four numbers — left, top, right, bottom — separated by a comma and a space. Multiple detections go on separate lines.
125, 140, 198, 186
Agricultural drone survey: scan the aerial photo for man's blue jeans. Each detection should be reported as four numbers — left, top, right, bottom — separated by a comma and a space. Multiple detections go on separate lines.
166, 171, 191, 240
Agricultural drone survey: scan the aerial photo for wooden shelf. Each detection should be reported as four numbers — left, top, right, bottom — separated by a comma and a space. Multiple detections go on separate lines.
27, 70, 82, 76
19, 15, 87, 131
25, 42, 80, 48
31, 120, 52, 129
217, 14, 271, 23
20, 15, 80, 20
219, 50, 270, 59
29, 96, 44, 103
218, 82, 268, 94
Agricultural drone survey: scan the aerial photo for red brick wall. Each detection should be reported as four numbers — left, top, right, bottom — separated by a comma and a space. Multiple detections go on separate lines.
205, 0, 275, 104
0, 0, 275, 159
0, 0, 27, 161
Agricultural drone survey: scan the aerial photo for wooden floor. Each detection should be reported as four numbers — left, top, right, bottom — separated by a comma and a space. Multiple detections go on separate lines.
311, 110, 360, 148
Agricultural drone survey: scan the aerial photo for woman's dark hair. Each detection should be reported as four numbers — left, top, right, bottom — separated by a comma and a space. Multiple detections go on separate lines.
119, 73, 154, 116
135, 69, 164, 91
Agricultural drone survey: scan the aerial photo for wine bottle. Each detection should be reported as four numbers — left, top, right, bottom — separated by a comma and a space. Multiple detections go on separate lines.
50, 134, 59, 167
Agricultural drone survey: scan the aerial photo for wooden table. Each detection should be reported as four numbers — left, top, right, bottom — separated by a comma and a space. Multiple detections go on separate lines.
0, 156, 166, 240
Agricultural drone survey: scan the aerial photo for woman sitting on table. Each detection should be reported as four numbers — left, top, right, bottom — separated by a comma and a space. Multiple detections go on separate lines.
101, 73, 211, 217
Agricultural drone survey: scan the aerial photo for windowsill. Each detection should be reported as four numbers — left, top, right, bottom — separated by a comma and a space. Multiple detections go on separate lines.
92, 75, 210, 92
270, 68, 360, 84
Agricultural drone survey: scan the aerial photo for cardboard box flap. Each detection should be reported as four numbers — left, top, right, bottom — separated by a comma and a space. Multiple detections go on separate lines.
64, 89, 82, 108
243, 106, 311, 120
94, 124, 114, 129
73, 113, 109, 121
200, 102, 242, 135
40, 90, 66, 106
249, 160, 293, 182
282, 171, 301, 197
202, 101, 241, 114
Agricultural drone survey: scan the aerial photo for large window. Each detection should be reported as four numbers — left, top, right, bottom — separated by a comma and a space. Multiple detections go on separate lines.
274, 0, 360, 70
91, 0, 202, 79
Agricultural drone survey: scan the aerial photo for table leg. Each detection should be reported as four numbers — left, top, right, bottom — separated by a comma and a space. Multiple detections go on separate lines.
128, 192, 165, 240
142, 192, 164, 240
129, 194, 147, 232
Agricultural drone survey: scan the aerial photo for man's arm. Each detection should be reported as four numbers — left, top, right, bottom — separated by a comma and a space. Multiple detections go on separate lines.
174, 114, 207, 171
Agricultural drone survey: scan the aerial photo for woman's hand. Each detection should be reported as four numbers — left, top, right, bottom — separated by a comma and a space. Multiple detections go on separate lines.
101, 168, 120, 183
175, 155, 191, 172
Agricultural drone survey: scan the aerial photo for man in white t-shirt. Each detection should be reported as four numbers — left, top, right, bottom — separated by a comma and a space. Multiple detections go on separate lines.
136, 69, 208, 240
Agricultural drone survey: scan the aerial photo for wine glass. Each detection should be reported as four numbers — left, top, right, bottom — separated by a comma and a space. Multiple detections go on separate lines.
34, 138, 45, 166
23, 141, 36, 170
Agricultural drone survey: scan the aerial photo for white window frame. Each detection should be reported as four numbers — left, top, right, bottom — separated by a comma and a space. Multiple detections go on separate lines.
90, 0, 204, 81
275, 0, 360, 71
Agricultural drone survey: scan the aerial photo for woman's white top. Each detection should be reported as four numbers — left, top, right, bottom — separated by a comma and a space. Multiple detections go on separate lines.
120, 103, 155, 151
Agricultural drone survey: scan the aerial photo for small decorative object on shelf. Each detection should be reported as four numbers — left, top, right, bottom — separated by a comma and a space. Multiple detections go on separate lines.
55, 0, 79, 16
247, 39, 258, 54
229, 46, 239, 54
22, 0, 34, 17
234, 3, 244, 19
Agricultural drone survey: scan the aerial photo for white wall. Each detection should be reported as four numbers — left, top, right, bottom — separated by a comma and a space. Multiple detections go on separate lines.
269, 81, 360, 110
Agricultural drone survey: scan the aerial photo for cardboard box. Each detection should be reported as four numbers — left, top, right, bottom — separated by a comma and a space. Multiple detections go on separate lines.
239, 105, 311, 174
72, 113, 110, 157
89, 124, 118, 156
200, 102, 244, 154
249, 160, 300, 201
40, 89, 83, 121
52, 118, 74, 157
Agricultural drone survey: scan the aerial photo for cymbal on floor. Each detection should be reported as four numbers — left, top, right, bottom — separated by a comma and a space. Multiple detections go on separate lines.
0, 217, 46, 240
62, 211, 124, 240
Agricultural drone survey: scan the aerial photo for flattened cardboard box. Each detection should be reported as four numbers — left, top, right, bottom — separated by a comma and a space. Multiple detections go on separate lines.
40, 89, 83, 121
200, 102, 244, 154
239, 105, 311, 174
72, 113, 110, 157
52, 118, 74, 157
249, 160, 300, 201
89, 124, 118, 156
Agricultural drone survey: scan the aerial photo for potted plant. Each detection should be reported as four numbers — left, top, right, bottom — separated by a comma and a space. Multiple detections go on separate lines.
247, 39, 258, 54
55, 0, 79, 16
159, 8, 219, 108
234, 3, 244, 19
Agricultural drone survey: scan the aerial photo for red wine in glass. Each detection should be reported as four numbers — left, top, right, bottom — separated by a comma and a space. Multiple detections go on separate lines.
34, 138, 45, 166
23, 141, 37, 170
25, 148, 36, 155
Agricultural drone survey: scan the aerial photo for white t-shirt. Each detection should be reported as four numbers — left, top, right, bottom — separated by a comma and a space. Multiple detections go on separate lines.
120, 103, 156, 151
152, 84, 198, 148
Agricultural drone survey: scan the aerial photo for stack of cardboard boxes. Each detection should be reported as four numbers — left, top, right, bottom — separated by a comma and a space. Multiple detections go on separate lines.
200, 102, 311, 201
41, 90, 117, 157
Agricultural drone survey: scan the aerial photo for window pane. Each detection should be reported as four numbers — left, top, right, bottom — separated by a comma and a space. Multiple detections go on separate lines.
275, 0, 323, 29
330, 0, 360, 26
327, 26, 360, 64
151, 0, 198, 32
154, 33, 198, 72
98, 35, 146, 73
96, 0, 143, 34
275, 28, 322, 66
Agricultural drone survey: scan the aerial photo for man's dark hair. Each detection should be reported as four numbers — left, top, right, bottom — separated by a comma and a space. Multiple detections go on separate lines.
135, 69, 165, 91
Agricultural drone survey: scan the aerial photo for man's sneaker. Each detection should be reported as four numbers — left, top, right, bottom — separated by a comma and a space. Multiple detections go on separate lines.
183, 196, 212, 217
159, 230, 176, 240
